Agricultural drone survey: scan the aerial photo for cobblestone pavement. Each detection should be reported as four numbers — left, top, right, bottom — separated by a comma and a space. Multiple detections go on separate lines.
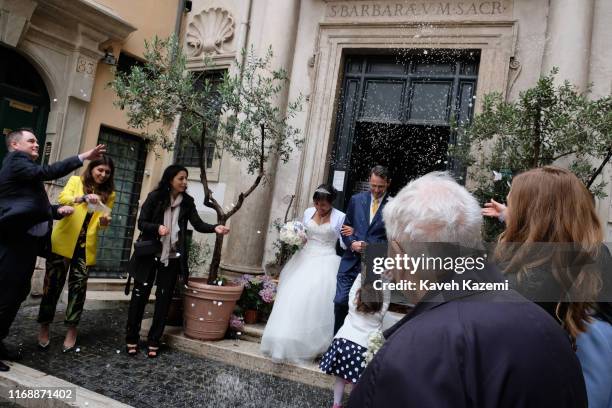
4, 305, 331, 408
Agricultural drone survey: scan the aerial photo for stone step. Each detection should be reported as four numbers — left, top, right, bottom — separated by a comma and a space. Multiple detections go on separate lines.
239, 311, 404, 344
139, 319, 335, 390
86, 278, 129, 292
240, 323, 265, 343
58, 290, 155, 311
140, 311, 406, 391
0, 362, 133, 408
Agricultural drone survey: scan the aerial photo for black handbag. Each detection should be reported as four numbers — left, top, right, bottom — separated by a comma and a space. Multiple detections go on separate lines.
133, 239, 162, 257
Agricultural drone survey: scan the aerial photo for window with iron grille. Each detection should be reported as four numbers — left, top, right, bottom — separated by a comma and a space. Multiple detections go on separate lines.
175, 70, 225, 168
91, 127, 146, 277
116, 52, 144, 75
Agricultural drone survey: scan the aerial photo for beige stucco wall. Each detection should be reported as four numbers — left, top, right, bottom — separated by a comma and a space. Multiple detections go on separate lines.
80, 0, 180, 198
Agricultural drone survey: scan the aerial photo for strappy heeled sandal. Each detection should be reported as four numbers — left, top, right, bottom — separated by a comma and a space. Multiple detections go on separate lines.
126, 343, 139, 356
147, 346, 159, 358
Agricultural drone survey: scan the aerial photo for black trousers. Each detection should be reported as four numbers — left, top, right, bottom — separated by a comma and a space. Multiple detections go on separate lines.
125, 259, 180, 347
333, 303, 349, 335
0, 235, 40, 341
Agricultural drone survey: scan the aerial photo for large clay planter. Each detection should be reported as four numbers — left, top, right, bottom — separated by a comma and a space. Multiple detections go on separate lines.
183, 278, 244, 341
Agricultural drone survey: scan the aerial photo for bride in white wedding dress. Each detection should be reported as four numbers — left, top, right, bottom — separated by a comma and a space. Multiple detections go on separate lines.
260, 185, 346, 364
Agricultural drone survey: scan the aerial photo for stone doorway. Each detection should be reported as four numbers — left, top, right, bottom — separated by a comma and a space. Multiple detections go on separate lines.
328, 51, 479, 208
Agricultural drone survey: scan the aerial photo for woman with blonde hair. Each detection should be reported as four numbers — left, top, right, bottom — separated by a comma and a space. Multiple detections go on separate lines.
491, 166, 608, 341
486, 166, 612, 406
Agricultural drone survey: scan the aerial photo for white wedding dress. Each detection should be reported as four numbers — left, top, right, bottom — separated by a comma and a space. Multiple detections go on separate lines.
260, 218, 341, 364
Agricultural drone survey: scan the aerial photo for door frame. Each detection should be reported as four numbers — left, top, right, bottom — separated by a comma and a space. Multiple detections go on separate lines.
293, 21, 516, 212
329, 53, 479, 207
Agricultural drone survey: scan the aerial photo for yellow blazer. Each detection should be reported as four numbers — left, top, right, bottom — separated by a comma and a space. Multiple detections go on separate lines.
51, 176, 115, 266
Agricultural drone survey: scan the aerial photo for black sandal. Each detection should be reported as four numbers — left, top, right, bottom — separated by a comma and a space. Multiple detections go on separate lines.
147, 346, 159, 358
126, 344, 139, 356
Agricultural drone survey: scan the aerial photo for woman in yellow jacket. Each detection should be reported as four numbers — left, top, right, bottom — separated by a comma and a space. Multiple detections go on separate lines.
36, 156, 115, 352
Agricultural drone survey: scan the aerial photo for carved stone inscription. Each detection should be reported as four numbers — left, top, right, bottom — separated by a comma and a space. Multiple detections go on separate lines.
326, 1, 512, 20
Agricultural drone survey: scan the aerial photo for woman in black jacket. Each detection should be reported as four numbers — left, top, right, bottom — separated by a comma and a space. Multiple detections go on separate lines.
125, 165, 229, 357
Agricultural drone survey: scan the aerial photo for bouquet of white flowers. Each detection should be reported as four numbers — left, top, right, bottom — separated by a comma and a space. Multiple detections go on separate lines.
279, 220, 308, 249
363, 330, 385, 365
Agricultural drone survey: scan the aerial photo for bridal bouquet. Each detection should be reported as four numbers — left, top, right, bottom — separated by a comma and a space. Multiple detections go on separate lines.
279, 220, 308, 249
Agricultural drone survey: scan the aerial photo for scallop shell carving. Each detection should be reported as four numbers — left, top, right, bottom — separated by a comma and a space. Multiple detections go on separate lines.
186, 7, 235, 57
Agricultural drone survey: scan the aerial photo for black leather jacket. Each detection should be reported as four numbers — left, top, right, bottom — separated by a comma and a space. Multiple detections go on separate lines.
127, 189, 217, 282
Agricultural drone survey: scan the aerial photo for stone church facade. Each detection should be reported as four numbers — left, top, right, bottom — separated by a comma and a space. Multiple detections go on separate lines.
180, 0, 612, 276
1, 0, 610, 278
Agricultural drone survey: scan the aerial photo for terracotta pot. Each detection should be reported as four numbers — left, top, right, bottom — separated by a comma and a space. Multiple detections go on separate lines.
244, 309, 258, 324
183, 278, 244, 341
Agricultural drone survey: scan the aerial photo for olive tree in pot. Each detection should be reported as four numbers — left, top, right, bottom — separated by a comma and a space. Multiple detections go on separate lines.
111, 36, 302, 340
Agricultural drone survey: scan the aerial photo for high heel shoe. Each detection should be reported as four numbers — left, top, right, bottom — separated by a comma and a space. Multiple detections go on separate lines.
37, 340, 50, 351
37, 324, 50, 351
147, 346, 159, 358
126, 344, 139, 357
62, 327, 77, 353
62, 344, 76, 353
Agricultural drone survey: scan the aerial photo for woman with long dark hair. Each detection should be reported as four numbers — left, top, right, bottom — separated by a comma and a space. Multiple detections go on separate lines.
125, 164, 229, 358
37, 155, 115, 352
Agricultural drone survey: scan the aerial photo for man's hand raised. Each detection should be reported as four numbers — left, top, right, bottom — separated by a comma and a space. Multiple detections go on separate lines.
78, 144, 107, 162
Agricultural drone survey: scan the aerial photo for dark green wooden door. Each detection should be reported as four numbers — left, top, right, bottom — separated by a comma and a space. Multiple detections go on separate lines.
0, 45, 49, 163
330, 51, 479, 207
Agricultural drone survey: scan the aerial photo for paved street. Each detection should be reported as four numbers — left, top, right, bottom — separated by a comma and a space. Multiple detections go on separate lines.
4, 305, 330, 407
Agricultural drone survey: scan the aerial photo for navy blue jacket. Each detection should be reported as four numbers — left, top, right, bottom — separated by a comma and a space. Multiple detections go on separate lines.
0, 151, 82, 238
339, 191, 389, 273
349, 268, 587, 408
335, 191, 388, 304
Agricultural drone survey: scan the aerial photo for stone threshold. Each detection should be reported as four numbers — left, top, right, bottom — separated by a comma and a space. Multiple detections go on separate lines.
138, 312, 404, 391
0, 362, 132, 408
140, 319, 334, 390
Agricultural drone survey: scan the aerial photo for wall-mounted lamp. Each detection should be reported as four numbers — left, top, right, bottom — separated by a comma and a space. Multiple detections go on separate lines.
101, 49, 116, 65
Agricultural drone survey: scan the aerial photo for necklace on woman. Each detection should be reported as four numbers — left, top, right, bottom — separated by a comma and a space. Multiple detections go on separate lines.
318, 209, 332, 221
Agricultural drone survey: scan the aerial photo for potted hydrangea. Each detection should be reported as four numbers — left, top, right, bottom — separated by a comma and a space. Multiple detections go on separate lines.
234, 275, 278, 324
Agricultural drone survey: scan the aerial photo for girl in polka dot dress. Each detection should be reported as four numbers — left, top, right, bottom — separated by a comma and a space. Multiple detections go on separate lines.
319, 273, 390, 408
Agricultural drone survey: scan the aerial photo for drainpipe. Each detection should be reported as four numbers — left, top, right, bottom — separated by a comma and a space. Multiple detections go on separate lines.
174, 0, 186, 39
236, 0, 253, 77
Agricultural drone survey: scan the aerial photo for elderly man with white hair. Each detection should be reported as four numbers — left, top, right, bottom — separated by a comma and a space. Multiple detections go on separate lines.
348, 172, 586, 408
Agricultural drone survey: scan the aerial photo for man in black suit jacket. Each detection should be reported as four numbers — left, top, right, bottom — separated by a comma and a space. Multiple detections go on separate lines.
349, 172, 587, 408
0, 128, 105, 371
